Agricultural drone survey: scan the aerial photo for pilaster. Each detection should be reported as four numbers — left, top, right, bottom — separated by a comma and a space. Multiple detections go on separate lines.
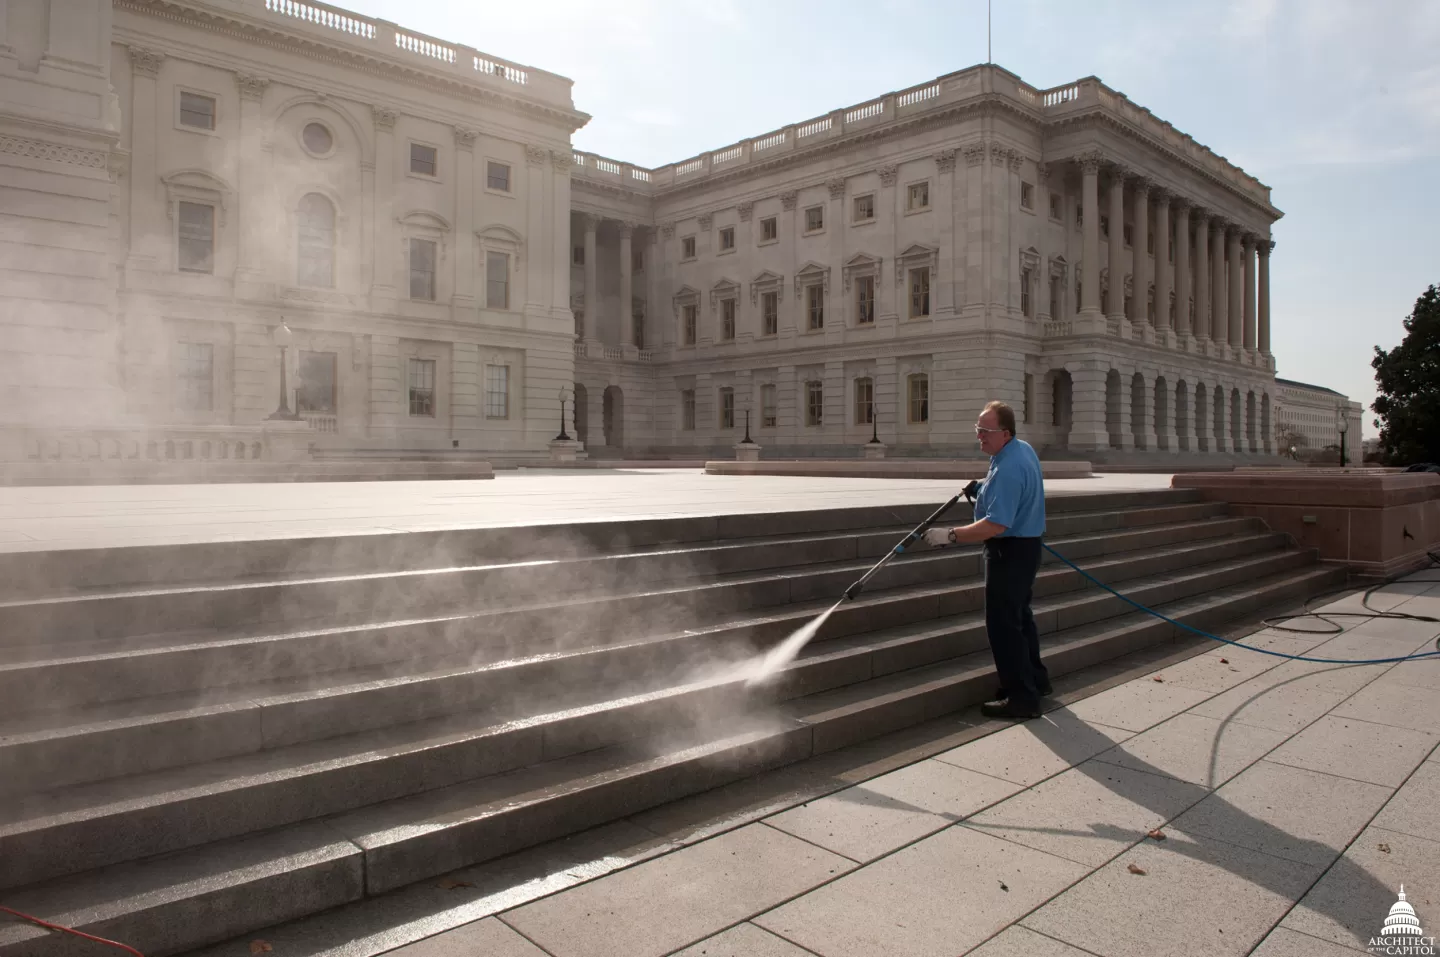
452, 127, 477, 309
124, 46, 164, 272
370, 106, 397, 299
234, 73, 270, 285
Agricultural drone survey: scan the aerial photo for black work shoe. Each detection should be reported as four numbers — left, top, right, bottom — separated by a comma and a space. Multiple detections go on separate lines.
981, 698, 1042, 720
994, 682, 1053, 700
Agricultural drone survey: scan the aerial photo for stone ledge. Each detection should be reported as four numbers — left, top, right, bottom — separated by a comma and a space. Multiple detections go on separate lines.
704, 460, 1094, 480
0, 461, 496, 486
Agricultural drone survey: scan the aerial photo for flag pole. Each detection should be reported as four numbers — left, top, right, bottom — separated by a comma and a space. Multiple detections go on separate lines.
987, 0, 992, 63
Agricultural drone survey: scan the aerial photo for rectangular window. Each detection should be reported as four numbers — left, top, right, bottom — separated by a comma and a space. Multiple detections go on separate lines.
854, 377, 874, 425
1021, 267, 1033, 318
908, 375, 929, 424
177, 342, 214, 412
1020, 182, 1034, 210
178, 92, 216, 130
804, 206, 824, 232
573, 246, 584, 266
805, 380, 823, 427
853, 194, 875, 222
909, 267, 931, 317
719, 226, 735, 251
761, 383, 777, 428
297, 351, 338, 414
485, 251, 509, 309
907, 182, 930, 211
681, 389, 696, 430
719, 387, 735, 429
486, 161, 510, 191
409, 238, 437, 301
856, 275, 875, 324
410, 143, 437, 176
760, 216, 778, 242
683, 303, 697, 344
1049, 192, 1062, 220
408, 357, 436, 417
761, 290, 778, 336
485, 364, 509, 419
177, 201, 214, 273
806, 284, 824, 330
682, 236, 697, 260
720, 298, 736, 340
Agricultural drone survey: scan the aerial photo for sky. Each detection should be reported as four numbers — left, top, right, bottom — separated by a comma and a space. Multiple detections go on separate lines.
342, 0, 1440, 439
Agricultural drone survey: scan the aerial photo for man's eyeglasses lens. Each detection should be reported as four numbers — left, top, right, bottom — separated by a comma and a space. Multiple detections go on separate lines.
975, 426, 1004, 434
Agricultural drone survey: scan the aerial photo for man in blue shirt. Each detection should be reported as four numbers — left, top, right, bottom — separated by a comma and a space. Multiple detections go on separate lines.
923, 400, 1049, 719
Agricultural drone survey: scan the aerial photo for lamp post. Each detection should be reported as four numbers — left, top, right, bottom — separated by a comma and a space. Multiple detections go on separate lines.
741, 390, 753, 445
556, 386, 572, 441
1337, 409, 1349, 468
267, 320, 300, 421
868, 397, 881, 445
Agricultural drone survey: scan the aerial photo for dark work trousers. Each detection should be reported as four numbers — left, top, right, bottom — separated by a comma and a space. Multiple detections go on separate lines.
983, 535, 1048, 707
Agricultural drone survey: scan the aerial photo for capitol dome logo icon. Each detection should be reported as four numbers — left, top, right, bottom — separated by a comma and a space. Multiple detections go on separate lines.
1369, 886, 1437, 956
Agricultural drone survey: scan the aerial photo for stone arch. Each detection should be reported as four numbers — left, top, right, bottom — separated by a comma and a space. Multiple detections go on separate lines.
1231, 387, 1243, 451
603, 385, 624, 449
1175, 379, 1190, 452
1049, 369, 1073, 449
1246, 391, 1258, 453
1213, 386, 1227, 452
1154, 375, 1169, 450
1194, 382, 1209, 453
1105, 368, 1123, 450
1131, 371, 1147, 450
271, 94, 375, 166
573, 382, 589, 446
1261, 392, 1273, 455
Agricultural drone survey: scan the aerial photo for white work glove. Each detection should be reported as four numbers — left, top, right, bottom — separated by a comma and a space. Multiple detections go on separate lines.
922, 527, 953, 548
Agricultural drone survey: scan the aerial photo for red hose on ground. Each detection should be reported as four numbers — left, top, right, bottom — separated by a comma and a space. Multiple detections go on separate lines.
0, 904, 146, 957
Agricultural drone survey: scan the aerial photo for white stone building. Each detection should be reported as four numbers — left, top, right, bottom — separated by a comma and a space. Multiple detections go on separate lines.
1274, 377, 1364, 458
1, 0, 1287, 465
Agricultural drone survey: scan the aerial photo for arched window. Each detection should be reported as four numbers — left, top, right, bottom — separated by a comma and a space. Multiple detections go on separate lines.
297, 193, 335, 288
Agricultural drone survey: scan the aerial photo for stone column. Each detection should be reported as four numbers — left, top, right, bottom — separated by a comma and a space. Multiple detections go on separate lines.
1153, 189, 1171, 340
1258, 240, 1273, 361
618, 222, 634, 348
1107, 167, 1127, 328
878, 166, 901, 319
452, 128, 477, 307
1069, 361, 1112, 452
550, 151, 574, 324
582, 213, 598, 343
370, 106, 397, 299
1132, 179, 1150, 334
1173, 201, 1191, 340
234, 73, 269, 284
125, 46, 164, 271
1211, 220, 1228, 348
1227, 227, 1243, 350
1192, 209, 1210, 342
935, 149, 957, 316
1079, 152, 1102, 320
1242, 234, 1257, 353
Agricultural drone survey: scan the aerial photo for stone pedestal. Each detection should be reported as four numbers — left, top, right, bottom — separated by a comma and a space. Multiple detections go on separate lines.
734, 442, 761, 462
548, 439, 582, 463
863, 442, 887, 460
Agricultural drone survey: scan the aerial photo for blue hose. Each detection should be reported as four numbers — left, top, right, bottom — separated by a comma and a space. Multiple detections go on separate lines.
1042, 542, 1440, 666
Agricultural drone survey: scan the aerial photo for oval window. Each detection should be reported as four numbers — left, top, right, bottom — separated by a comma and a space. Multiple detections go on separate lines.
302, 122, 333, 155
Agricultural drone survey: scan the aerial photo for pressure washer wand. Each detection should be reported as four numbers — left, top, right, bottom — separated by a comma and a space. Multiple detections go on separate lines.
842, 493, 963, 602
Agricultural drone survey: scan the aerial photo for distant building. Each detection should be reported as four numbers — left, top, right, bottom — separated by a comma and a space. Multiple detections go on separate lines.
1273, 377, 1363, 457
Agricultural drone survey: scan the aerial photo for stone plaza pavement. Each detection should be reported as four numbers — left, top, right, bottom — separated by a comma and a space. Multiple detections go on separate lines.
381, 578, 1440, 957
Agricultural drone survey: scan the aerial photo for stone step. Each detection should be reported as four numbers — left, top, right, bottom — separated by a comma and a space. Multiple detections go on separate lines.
0, 500, 1230, 648
0, 489, 1205, 598
0, 514, 1263, 725
0, 540, 1311, 891
0, 561, 1339, 957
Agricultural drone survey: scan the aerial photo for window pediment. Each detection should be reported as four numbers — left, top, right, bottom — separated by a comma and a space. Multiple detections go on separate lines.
398, 209, 452, 233
750, 269, 783, 305
673, 284, 699, 319
895, 243, 938, 282
1049, 255, 1069, 279
710, 277, 741, 309
1019, 246, 1041, 270
843, 252, 883, 291
794, 261, 830, 299
161, 169, 233, 225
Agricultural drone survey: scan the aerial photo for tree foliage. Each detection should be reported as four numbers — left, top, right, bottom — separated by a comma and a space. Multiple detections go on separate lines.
1372, 284, 1440, 465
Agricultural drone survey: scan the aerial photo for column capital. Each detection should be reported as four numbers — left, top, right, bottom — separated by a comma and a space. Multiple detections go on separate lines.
877, 164, 899, 185
617, 221, 635, 239
525, 145, 547, 167
1035, 162, 1049, 185
1241, 231, 1259, 249
989, 141, 1010, 166
963, 143, 987, 167
660, 221, 675, 238
1076, 149, 1105, 174
371, 105, 397, 131
1131, 176, 1153, 196
236, 73, 269, 102
1106, 164, 1133, 186
697, 213, 713, 231
549, 149, 574, 171
128, 46, 164, 77
935, 149, 957, 173
1260, 239, 1275, 256
576, 211, 598, 231
826, 177, 847, 199
1190, 204, 1211, 222
737, 201, 754, 222
780, 190, 798, 210
453, 127, 478, 150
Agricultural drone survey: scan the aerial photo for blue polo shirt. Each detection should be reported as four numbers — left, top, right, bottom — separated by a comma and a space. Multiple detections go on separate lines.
974, 437, 1045, 538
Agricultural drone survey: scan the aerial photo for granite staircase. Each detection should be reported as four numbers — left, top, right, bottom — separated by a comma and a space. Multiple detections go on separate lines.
0, 488, 1345, 955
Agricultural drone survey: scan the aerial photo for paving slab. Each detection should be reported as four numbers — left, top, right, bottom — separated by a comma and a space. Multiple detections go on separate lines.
1022, 826, 1325, 957
669, 922, 819, 957
1248, 927, 1369, 957
386, 918, 549, 957
1171, 760, 1392, 868
1090, 711, 1290, 788
1187, 670, 1359, 735
1331, 680, 1440, 734
962, 925, 1098, 956
499, 823, 855, 957
1062, 678, 1212, 732
1266, 714, 1438, 786
1369, 654, 1440, 693
1148, 645, 1287, 695
753, 825, 1088, 957
1280, 826, 1440, 951
965, 759, 1208, 867
933, 710, 1133, 786
1372, 758, 1440, 844
764, 759, 1022, 863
